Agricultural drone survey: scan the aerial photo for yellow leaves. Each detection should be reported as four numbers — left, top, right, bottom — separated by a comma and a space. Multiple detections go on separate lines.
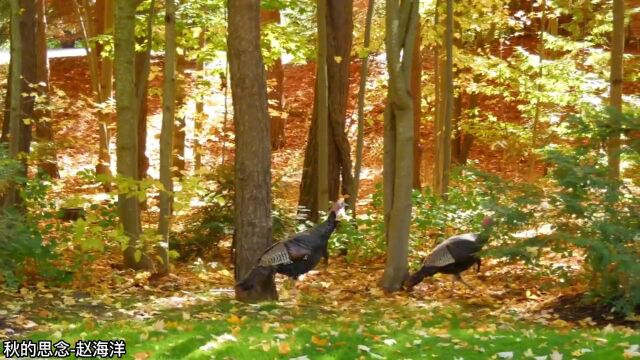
261, 341, 271, 352
526, 290, 540, 300
476, 323, 497, 333
311, 335, 328, 347
278, 341, 291, 354
227, 314, 242, 325
334, 56, 343, 64
134, 351, 152, 360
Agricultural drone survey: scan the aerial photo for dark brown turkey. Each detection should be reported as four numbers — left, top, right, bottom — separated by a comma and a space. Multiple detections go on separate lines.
404, 217, 494, 293
236, 200, 347, 291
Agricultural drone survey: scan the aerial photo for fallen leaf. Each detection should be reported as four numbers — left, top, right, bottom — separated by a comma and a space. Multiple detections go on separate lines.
497, 351, 514, 359
228, 314, 242, 325
383, 338, 397, 346
550, 350, 563, 360
278, 342, 291, 355
311, 335, 328, 347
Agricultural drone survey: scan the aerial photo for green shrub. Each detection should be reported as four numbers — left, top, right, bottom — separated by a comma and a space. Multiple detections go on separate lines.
541, 110, 640, 313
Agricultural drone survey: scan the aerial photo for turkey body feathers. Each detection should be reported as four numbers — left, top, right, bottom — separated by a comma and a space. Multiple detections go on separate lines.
236, 210, 340, 291
406, 221, 493, 290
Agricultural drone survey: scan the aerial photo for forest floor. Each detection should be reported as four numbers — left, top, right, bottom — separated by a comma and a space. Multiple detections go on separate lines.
3, 257, 640, 359
2, 45, 640, 359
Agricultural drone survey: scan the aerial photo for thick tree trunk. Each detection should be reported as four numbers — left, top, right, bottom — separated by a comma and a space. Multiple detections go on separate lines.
229, 0, 278, 303
352, 0, 375, 216
115, 0, 148, 270
298, 0, 354, 221
4, 0, 27, 209
411, 21, 422, 189
158, 0, 176, 274
608, 0, 625, 180
381, 0, 418, 292
34, 0, 59, 179
4, 0, 36, 209
261, 9, 286, 150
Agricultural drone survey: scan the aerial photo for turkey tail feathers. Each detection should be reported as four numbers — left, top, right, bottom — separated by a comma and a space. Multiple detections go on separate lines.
404, 265, 438, 290
236, 266, 273, 291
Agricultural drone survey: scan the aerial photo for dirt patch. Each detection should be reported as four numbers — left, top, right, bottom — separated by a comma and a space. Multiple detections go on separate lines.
549, 293, 640, 328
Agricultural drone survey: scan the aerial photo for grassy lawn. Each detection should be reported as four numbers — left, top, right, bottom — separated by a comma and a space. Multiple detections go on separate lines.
10, 290, 640, 360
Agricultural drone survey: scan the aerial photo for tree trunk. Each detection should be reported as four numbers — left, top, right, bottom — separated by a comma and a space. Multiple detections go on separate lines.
2, 61, 11, 143
34, 0, 59, 179
173, 56, 187, 178
298, 0, 354, 221
135, 1, 155, 196
158, 0, 176, 275
95, 0, 114, 186
527, 0, 546, 180
431, 0, 442, 191
451, 92, 463, 164
352, 0, 375, 216
4, 1, 25, 209
381, 0, 418, 292
608, 0, 625, 180
194, 29, 205, 171
411, 20, 422, 189
229, 0, 278, 303
433, 0, 453, 198
261, 9, 286, 150
4, 0, 36, 209
115, 0, 148, 270
317, 0, 330, 217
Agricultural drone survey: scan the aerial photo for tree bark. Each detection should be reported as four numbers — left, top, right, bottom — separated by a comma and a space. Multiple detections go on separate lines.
433, 0, 453, 198
229, 0, 277, 303
95, 0, 114, 186
608, 0, 624, 181
135, 1, 155, 193
158, 0, 176, 274
3, 1, 25, 209
194, 29, 205, 171
411, 20, 422, 189
261, 9, 286, 150
115, 0, 148, 270
173, 55, 187, 178
34, 0, 59, 179
381, 0, 418, 292
352, 0, 375, 216
298, 0, 354, 221
317, 0, 330, 217
527, 0, 546, 180
4, 0, 36, 209
2, 61, 12, 143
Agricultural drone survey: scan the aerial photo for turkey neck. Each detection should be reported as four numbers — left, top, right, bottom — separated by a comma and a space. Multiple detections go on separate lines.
476, 224, 493, 246
313, 211, 338, 240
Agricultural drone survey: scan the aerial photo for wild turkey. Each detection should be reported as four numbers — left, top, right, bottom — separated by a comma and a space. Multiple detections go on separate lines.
404, 217, 494, 293
236, 200, 347, 292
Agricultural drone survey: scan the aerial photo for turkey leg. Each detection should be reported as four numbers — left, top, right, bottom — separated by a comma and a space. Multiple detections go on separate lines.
288, 278, 298, 302
455, 273, 473, 290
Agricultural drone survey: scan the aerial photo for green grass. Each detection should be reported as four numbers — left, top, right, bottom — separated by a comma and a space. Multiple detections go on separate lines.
12, 293, 640, 360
